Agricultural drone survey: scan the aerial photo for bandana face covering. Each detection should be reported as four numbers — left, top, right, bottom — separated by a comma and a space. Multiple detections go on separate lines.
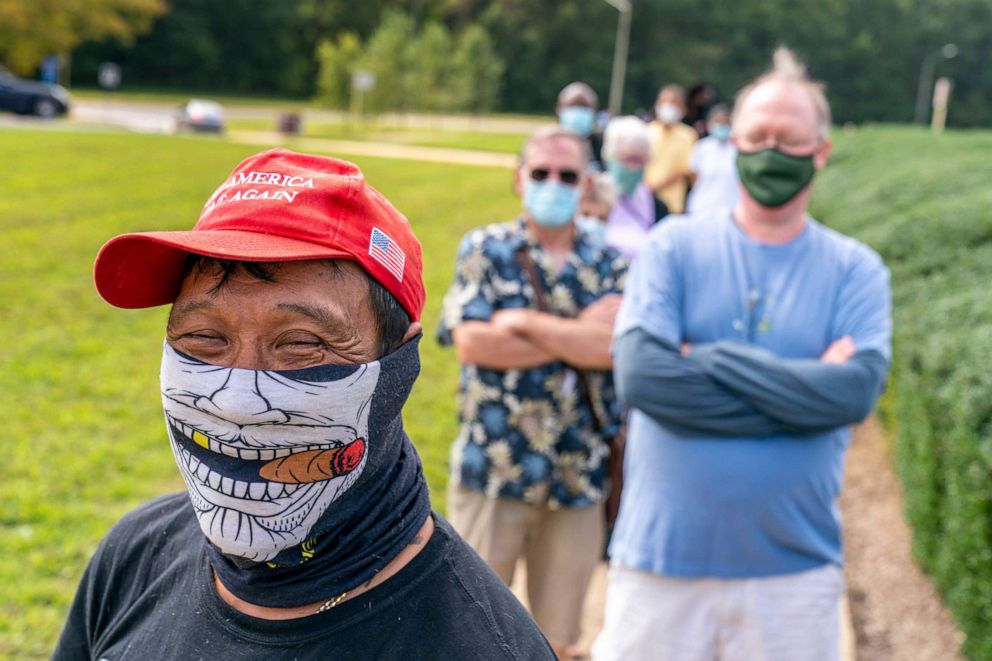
161, 336, 431, 606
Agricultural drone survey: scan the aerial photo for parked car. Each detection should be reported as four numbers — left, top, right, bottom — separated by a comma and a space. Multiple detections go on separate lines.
0, 67, 71, 117
175, 99, 225, 133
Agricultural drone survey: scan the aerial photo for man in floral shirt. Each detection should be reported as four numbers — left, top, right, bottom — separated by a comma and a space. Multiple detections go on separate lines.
438, 125, 627, 658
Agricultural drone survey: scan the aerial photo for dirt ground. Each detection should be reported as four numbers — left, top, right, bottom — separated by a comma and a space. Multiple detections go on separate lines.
840, 417, 965, 660
514, 416, 966, 660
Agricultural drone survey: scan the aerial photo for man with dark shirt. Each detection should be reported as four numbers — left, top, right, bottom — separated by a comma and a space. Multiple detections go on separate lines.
556, 81, 604, 169
54, 148, 555, 660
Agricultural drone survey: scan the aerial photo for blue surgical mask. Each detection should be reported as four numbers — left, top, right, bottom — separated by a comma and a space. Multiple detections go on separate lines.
606, 160, 644, 197
559, 106, 596, 136
577, 215, 608, 245
710, 124, 731, 141
524, 180, 581, 227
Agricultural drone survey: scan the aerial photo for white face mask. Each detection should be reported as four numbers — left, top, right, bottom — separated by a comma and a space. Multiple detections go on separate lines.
160, 342, 380, 561
656, 102, 683, 124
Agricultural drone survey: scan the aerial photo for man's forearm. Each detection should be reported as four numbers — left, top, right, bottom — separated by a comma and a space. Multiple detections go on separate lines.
691, 341, 889, 431
452, 322, 556, 369
517, 313, 613, 369
615, 328, 791, 437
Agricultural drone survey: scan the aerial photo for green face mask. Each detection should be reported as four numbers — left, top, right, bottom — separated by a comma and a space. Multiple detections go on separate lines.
607, 160, 644, 197
736, 147, 816, 208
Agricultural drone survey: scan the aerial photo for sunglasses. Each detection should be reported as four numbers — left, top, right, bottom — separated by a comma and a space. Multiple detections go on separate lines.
528, 168, 580, 186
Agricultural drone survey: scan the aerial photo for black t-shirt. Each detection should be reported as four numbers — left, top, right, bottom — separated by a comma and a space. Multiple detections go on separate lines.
54, 494, 555, 660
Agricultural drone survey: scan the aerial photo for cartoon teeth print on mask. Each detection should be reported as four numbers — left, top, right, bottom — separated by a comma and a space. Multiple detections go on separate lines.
160, 342, 380, 562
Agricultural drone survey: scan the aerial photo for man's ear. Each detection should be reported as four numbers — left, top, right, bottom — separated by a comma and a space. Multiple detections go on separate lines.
580, 172, 593, 200
814, 137, 832, 170
401, 321, 423, 344
513, 167, 526, 198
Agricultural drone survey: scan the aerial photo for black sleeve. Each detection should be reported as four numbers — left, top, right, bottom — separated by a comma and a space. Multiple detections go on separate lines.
52, 495, 198, 661
437, 520, 557, 660
652, 195, 670, 223
588, 132, 604, 168
52, 540, 109, 660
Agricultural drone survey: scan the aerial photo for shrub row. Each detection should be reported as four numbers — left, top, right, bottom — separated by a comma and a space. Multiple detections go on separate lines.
811, 126, 992, 660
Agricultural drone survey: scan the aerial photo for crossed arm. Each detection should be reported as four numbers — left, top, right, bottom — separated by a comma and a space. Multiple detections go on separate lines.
614, 327, 889, 437
452, 294, 621, 370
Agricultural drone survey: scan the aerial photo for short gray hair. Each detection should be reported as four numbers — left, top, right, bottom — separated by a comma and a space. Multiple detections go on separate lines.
602, 116, 651, 162
557, 81, 598, 108
520, 124, 591, 165
733, 47, 831, 137
707, 103, 731, 121
657, 84, 686, 102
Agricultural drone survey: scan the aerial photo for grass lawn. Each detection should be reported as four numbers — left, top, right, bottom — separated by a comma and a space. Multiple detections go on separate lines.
9, 122, 988, 659
809, 124, 992, 661
0, 129, 519, 658
226, 117, 531, 154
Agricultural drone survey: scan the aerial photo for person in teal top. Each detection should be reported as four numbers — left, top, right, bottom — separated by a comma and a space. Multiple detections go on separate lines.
593, 48, 892, 661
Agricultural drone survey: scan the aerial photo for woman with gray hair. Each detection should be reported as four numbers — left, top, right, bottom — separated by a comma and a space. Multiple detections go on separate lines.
600, 116, 669, 260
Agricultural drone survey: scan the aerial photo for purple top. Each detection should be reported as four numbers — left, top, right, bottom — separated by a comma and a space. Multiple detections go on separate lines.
606, 183, 656, 260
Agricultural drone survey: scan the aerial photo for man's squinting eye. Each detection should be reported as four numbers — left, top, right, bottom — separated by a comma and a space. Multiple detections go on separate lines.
277, 332, 329, 350
170, 330, 223, 343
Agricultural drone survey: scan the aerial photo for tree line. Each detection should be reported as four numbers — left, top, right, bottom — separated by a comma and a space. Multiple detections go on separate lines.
6, 0, 989, 126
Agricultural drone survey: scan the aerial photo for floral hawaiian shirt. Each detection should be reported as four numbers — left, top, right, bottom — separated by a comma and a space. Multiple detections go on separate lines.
437, 218, 628, 508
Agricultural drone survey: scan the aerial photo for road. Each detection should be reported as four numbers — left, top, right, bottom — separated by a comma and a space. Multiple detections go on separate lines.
63, 98, 546, 135
0, 99, 524, 168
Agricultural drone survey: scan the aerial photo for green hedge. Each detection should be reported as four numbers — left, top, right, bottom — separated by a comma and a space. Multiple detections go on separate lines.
811, 125, 992, 660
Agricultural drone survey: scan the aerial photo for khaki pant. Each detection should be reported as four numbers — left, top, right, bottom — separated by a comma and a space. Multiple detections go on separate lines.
447, 483, 604, 647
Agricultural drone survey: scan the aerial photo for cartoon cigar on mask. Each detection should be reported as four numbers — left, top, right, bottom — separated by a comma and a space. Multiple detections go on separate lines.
258, 439, 366, 484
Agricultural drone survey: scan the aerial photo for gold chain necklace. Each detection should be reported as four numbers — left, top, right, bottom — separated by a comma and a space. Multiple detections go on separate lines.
313, 591, 348, 614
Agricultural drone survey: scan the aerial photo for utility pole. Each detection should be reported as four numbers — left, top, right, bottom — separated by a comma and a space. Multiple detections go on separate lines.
604, 0, 632, 117
914, 43, 958, 125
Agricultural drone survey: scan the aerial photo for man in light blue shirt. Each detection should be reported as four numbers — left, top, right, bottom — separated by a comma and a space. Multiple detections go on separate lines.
593, 48, 891, 661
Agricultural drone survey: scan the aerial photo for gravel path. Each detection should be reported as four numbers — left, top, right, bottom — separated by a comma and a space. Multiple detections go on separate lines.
513, 416, 964, 660
841, 417, 965, 660
226, 128, 966, 660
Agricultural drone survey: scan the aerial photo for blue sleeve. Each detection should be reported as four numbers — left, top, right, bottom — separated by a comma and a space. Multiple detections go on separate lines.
614, 328, 790, 437
436, 232, 497, 347
831, 243, 892, 360
691, 341, 890, 431
614, 224, 682, 345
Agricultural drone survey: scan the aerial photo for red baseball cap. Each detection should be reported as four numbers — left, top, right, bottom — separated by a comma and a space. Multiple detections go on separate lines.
94, 149, 425, 321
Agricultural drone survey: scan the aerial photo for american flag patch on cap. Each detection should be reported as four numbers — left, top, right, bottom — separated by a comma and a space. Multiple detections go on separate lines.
368, 227, 405, 282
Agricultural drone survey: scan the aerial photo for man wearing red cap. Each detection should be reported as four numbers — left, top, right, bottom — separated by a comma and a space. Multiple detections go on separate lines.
438, 126, 627, 658
54, 149, 556, 660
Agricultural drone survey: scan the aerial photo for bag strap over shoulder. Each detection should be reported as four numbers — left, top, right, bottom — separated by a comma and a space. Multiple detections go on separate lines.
515, 243, 607, 433
516, 243, 550, 312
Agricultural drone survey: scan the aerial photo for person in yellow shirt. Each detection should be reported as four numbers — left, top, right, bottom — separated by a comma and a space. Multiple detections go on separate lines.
644, 85, 697, 213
